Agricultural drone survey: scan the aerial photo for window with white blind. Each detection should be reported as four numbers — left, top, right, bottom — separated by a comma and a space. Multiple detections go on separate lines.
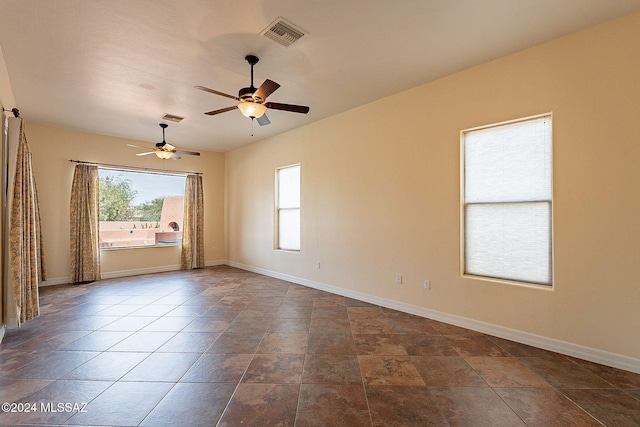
461, 114, 553, 286
276, 164, 300, 251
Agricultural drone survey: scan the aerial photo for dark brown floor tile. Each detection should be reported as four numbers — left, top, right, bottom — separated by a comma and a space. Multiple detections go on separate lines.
206, 332, 264, 354
65, 381, 173, 426
140, 382, 236, 427
446, 335, 510, 357
282, 296, 315, 307
302, 354, 363, 384
313, 296, 346, 307
199, 306, 240, 320
0, 378, 53, 403
306, 334, 357, 355
519, 356, 614, 388
6, 351, 99, 380
64, 315, 120, 331
157, 332, 219, 353
95, 304, 145, 316
309, 317, 352, 334
350, 318, 395, 334
464, 356, 550, 388
285, 288, 319, 298
296, 384, 371, 427
217, 383, 299, 427
181, 316, 230, 333
627, 389, 640, 400
366, 385, 448, 426
268, 317, 312, 334
569, 357, 640, 388
224, 316, 272, 334
64, 352, 149, 380
274, 305, 313, 319
132, 304, 178, 317
397, 334, 458, 356
358, 355, 425, 386
495, 387, 602, 426
164, 304, 211, 317
98, 316, 158, 332
59, 331, 133, 351
311, 306, 349, 320
412, 356, 486, 387
347, 306, 385, 319
0, 379, 111, 425
243, 354, 305, 384
490, 336, 566, 358
561, 388, 640, 426
257, 333, 308, 354
389, 317, 438, 334
9, 330, 90, 353
353, 334, 408, 356
107, 331, 176, 352
181, 353, 253, 383
140, 316, 194, 332
121, 352, 200, 381
429, 386, 526, 426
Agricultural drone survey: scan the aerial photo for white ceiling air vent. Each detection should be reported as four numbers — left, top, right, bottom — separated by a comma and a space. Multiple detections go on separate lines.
161, 113, 184, 123
260, 17, 306, 47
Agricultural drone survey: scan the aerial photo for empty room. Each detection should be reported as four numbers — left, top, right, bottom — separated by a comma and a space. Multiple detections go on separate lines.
1, 1, 639, 426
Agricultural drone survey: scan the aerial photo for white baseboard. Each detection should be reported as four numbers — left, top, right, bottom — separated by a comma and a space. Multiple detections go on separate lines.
228, 261, 640, 374
39, 259, 227, 286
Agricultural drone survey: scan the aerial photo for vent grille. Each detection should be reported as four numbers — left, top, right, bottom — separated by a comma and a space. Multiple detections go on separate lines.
161, 113, 184, 123
261, 17, 306, 47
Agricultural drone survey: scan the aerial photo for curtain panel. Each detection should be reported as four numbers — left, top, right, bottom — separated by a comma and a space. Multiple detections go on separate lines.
69, 163, 100, 283
7, 118, 45, 326
181, 174, 204, 269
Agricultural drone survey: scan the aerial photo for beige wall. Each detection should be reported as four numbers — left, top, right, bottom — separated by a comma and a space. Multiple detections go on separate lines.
226, 12, 640, 360
25, 124, 226, 281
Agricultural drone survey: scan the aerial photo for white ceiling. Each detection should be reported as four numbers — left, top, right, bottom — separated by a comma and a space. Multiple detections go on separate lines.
1, 0, 640, 152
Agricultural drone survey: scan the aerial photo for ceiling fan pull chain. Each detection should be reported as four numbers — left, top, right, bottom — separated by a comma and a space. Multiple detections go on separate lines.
251, 117, 255, 136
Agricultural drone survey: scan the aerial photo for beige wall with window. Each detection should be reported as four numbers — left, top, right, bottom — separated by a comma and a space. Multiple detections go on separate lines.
225, 12, 640, 360
25, 123, 226, 282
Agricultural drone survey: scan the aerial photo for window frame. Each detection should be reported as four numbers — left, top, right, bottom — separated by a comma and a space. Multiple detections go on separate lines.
460, 113, 554, 288
275, 163, 301, 252
97, 167, 187, 250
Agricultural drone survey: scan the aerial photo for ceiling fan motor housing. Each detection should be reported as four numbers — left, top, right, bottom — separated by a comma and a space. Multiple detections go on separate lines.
239, 86, 260, 102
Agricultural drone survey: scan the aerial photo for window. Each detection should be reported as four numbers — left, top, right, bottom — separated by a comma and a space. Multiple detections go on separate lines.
98, 168, 186, 249
461, 114, 552, 286
276, 164, 300, 251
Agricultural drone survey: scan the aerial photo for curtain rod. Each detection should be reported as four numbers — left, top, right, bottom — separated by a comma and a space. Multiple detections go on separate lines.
68, 160, 202, 176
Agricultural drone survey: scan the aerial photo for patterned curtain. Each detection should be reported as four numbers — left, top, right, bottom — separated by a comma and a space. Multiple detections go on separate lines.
181, 174, 204, 269
69, 163, 100, 283
8, 118, 45, 326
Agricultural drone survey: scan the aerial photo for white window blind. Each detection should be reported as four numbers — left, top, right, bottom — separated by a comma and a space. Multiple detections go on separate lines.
277, 165, 300, 251
463, 115, 552, 286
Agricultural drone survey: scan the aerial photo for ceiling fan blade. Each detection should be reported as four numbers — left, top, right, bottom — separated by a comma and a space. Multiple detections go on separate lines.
128, 143, 155, 150
195, 86, 240, 101
175, 149, 201, 156
205, 105, 238, 116
256, 114, 271, 126
136, 151, 156, 156
265, 102, 310, 114
254, 79, 280, 102
171, 154, 181, 160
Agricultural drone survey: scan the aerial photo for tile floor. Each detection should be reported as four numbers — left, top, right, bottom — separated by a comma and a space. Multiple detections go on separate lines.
1, 266, 639, 426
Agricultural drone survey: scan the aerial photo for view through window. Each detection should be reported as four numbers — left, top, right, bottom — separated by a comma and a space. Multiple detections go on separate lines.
98, 168, 187, 249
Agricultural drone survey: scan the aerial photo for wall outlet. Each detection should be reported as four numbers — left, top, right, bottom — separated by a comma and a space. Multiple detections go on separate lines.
396, 275, 403, 284
424, 280, 431, 290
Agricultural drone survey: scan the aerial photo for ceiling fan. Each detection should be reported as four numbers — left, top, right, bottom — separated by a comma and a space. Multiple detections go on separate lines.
128, 123, 200, 160
195, 55, 310, 126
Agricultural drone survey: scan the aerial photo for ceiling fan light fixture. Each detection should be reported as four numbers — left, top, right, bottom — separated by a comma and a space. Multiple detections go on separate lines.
237, 102, 267, 119
155, 150, 174, 160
